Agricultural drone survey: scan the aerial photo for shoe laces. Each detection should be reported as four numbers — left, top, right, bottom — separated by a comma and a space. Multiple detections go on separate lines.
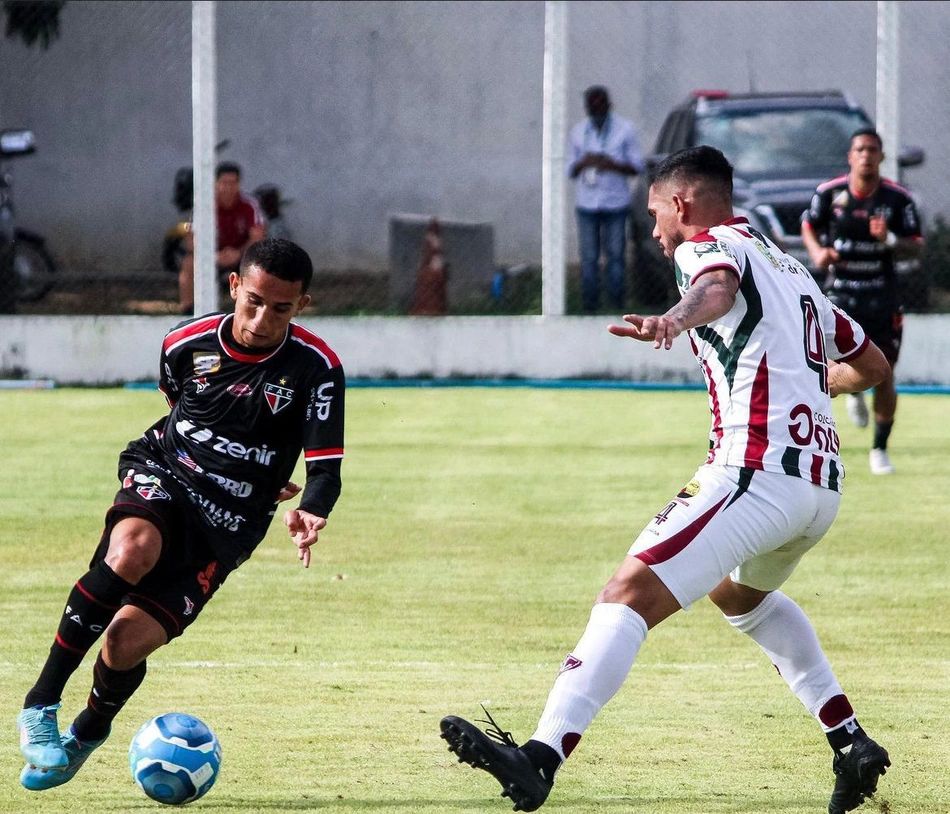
21, 705, 60, 745
476, 704, 519, 749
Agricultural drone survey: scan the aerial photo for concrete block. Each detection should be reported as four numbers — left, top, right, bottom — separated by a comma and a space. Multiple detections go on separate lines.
388, 213, 495, 312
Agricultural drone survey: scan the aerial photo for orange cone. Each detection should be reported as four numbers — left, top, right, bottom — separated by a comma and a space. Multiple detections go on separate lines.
410, 217, 448, 315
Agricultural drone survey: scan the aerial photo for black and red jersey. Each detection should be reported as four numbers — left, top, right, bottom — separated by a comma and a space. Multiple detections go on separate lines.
127, 312, 344, 567
804, 175, 922, 314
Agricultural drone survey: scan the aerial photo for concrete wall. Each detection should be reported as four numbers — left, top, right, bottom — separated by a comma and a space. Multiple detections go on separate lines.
3, 314, 949, 386
0, 1, 947, 276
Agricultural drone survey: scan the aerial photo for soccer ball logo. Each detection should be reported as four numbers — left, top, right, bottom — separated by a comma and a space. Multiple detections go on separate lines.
129, 712, 222, 805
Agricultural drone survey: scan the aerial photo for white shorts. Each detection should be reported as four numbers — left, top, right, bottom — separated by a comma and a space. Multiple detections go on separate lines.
628, 465, 840, 610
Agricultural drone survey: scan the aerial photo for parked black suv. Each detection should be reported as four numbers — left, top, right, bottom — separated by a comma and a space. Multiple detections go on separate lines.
630, 90, 926, 308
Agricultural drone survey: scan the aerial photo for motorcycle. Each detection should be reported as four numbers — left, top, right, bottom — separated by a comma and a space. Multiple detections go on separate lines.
0, 129, 57, 312
161, 142, 291, 275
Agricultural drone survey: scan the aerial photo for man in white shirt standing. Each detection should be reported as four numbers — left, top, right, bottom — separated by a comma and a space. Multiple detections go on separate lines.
568, 85, 645, 313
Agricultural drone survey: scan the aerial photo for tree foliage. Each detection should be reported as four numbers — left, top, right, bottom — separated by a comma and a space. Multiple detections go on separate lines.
3, 1, 66, 50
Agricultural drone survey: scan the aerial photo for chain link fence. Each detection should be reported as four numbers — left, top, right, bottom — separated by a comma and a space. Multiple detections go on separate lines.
1, 1, 947, 316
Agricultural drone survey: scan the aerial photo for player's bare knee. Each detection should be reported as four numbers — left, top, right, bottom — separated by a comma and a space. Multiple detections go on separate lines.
710, 578, 769, 617
596, 576, 634, 606
105, 518, 162, 582
102, 615, 162, 670
597, 562, 678, 627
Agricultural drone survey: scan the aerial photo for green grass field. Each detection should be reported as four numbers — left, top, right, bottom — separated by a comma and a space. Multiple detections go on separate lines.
1, 386, 947, 813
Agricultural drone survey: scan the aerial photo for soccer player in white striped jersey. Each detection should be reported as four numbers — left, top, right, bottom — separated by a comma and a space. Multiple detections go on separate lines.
440, 146, 892, 814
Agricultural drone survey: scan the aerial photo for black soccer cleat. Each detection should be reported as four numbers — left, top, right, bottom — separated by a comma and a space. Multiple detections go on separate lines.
440, 709, 553, 812
828, 734, 891, 814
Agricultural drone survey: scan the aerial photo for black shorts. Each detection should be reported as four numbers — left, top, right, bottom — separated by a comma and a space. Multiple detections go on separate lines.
827, 290, 903, 365
91, 460, 232, 641
853, 310, 903, 366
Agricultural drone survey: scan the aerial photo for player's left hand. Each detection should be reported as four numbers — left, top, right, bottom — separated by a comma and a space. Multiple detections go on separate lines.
282, 509, 327, 569
869, 214, 888, 243
608, 313, 682, 349
276, 481, 302, 502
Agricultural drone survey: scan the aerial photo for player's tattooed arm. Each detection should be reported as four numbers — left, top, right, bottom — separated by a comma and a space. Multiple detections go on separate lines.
609, 268, 738, 350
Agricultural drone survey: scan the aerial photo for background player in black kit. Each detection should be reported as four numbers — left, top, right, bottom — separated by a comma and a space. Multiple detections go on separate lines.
802, 128, 922, 475
16, 238, 345, 791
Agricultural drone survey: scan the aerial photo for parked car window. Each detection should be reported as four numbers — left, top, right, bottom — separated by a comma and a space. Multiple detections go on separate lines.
696, 108, 871, 179
656, 110, 684, 154
670, 110, 694, 153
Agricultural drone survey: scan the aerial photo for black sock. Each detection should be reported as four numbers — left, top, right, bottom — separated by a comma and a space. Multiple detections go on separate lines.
24, 562, 133, 708
521, 739, 562, 782
873, 420, 894, 451
72, 652, 147, 741
827, 720, 867, 753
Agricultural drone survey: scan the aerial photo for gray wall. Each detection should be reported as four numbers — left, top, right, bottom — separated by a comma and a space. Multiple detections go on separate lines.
1, 0, 946, 275
5, 313, 950, 385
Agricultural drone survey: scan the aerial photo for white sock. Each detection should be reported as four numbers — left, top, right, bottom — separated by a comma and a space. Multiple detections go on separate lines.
530, 602, 647, 760
725, 591, 850, 731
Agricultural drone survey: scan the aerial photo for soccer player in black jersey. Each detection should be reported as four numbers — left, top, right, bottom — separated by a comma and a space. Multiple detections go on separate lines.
17, 238, 345, 791
802, 128, 923, 475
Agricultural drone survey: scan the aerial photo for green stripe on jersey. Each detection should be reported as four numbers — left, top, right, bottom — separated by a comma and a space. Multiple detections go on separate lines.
782, 447, 802, 478
827, 458, 840, 492
695, 255, 764, 392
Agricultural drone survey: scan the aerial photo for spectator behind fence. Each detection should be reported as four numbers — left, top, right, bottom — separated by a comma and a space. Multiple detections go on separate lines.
802, 128, 923, 475
179, 161, 267, 313
568, 85, 645, 312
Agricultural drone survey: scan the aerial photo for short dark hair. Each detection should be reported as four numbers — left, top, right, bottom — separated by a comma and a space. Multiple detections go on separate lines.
584, 84, 610, 103
650, 145, 734, 199
850, 127, 883, 150
215, 161, 242, 179
241, 238, 314, 293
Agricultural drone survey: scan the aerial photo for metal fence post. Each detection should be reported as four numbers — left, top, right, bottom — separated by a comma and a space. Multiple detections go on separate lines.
541, 0, 567, 317
876, 0, 899, 181
192, 0, 218, 316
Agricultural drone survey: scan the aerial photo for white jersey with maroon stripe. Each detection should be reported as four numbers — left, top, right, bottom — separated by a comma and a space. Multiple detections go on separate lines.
673, 217, 869, 493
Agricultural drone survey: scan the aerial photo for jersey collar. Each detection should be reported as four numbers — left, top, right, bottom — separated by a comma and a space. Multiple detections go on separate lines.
218, 314, 288, 363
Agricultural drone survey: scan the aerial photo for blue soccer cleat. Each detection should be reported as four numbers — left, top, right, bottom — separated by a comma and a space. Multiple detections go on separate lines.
18, 703, 67, 771
20, 725, 109, 791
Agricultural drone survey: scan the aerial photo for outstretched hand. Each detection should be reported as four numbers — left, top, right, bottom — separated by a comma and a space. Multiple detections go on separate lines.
608, 313, 684, 350
282, 509, 327, 569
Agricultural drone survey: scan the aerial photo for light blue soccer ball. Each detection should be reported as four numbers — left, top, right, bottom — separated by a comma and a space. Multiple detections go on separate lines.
129, 712, 222, 805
